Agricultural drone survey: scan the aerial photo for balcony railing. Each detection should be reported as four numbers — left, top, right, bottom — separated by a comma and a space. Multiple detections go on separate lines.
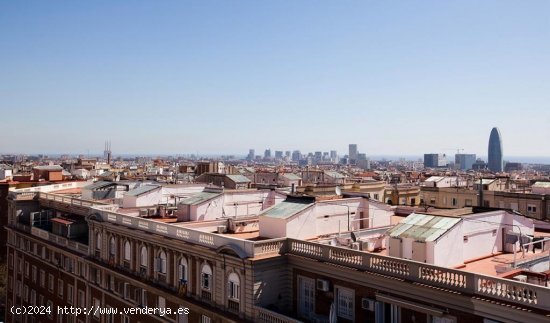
254, 307, 303, 323
29, 226, 88, 255
286, 238, 550, 311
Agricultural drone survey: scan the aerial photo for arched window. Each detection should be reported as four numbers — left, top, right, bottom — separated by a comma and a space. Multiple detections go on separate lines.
156, 250, 167, 274
124, 241, 131, 261
178, 257, 188, 283
95, 232, 102, 250
109, 237, 116, 257
201, 264, 212, 290
140, 246, 148, 268
228, 272, 240, 300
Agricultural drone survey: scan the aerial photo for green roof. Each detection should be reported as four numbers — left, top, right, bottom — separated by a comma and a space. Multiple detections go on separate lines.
179, 192, 221, 205
387, 213, 461, 242
226, 175, 251, 183
126, 185, 161, 197
259, 201, 313, 219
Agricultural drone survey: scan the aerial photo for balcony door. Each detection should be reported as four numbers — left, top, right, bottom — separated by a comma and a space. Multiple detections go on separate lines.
297, 276, 315, 319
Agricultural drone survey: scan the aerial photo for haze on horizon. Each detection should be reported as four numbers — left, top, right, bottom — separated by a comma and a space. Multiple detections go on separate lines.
1, 1, 549, 157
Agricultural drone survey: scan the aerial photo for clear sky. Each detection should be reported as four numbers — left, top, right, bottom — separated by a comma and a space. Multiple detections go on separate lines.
1, 1, 549, 157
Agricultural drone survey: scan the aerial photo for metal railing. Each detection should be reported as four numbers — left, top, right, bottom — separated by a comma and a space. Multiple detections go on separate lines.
255, 307, 303, 323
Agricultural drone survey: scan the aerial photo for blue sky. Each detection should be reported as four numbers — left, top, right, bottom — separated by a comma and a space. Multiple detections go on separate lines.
1, 1, 549, 157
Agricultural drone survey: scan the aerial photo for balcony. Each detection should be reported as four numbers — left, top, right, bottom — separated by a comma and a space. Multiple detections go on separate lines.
254, 307, 302, 323
201, 290, 212, 302
227, 299, 240, 314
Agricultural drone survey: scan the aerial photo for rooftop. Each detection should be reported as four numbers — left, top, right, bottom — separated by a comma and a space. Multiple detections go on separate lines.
179, 191, 221, 205
387, 212, 462, 242
259, 200, 313, 219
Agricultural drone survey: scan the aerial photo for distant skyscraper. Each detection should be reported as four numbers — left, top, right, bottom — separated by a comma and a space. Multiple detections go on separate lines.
424, 153, 447, 168
349, 144, 358, 164
455, 154, 476, 170
292, 150, 301, 162
247, 149, 255, 161
488, 127, 503, 172
264, 149, 271, 159
275, 151, 283, 159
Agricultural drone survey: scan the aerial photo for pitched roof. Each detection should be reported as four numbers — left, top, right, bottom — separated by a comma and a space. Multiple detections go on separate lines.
34, 165, 63, 171
179, 191, 221, 205
387, 213, 461, 242
226, 175, 251, 183
83, 181, 114, 190
325, 171, 345, 179
126, 185, 161, 197
283, 173, 301, 180
259, 200, 313, 219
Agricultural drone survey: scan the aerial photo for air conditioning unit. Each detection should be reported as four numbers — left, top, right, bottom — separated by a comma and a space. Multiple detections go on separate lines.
351, 242, 361, 251
217, 225, 227, 234
316, 279, 329, 292
361, 298, 375, 311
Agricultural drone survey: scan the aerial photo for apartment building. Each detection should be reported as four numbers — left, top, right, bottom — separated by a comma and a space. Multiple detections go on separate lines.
5, 182, 550, 323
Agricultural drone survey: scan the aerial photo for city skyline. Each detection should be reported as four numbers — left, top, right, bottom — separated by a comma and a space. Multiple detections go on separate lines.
1, 1, 549, 157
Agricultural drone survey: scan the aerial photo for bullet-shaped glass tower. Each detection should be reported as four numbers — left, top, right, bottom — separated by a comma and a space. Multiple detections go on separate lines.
488, 127, 503, 172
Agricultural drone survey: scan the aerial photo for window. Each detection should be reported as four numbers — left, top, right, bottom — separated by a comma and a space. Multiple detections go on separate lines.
136, 288, 147, 307
527, 205, 537, 213
465, 199, 472, 207
178, 257, 188, 283
95, 232, 102, 250
24, 284, 29, 302
67, 284, 74, 304
158, 296, 166, 308
109, 237, 116, 257
375, 302, 399, 323
121, 315, 130, 323
374, 194, 379, 200
228, 273, 240, 300
201, 264, 212, 290
40, 270, 45, 287
30, 289, 36, 305
32, 265, 37, 282
336, 286, 354, 321
451, 198, 457, 207
79, 290, 85, 307
25, 261, 30, 277
48, 274, 54, 291
58, 279, 64, 298
140, 246, 148, 268
430, 198, 436, 204
124, 241, 131, 261
106, 306, 115, 323
201, 315, 211, 323
93, 298, 100, 319
156, 250, 167, 274
47, 300, 53, 319
431, 316, 456, 323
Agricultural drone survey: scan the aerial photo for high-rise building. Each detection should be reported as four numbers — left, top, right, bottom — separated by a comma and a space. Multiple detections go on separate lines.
349, 144, 358, 164
292, 150, 301, 162
330, 150, 337, 160
264, 149, 271, 159
274, 151, 283, 159
247, 149, 255, 161
424, 153, 447, 168
488, 127, 503, 172
455, 154, 476, 170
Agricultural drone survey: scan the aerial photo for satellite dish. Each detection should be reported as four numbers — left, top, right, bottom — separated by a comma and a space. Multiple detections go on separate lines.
335, 186, 342, 196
